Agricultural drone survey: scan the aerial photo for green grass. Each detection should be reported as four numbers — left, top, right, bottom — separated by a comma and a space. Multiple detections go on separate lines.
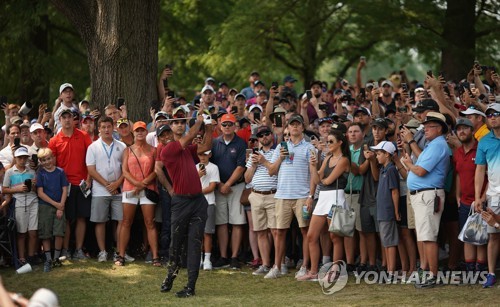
1, 260, 498, 306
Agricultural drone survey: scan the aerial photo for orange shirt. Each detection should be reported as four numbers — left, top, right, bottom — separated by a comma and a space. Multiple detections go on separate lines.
48, 128, 92, 185
123, 147, 157, 192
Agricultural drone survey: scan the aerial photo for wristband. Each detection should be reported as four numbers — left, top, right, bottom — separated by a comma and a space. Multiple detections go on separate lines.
407, 140, 416, 145
494, 222, 500, 229
308, 195, 313, 199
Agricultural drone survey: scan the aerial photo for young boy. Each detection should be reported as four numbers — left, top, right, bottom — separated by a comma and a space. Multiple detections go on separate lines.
2, 146, 38, 266
371, 141, 400, 280
196, 150, 220, 270
35, 148, 69, 272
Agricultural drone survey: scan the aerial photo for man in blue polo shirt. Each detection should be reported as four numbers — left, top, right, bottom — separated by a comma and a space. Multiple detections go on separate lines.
474, 103, 500, 288
210, 113, 247, 269
401, 112, 450, 289
265, 114, 315, 279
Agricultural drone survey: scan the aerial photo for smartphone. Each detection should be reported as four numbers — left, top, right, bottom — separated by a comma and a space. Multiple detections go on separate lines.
398, 106, 408, 113
165, 64, 173, 69
363, 144, 370, 152
427, 70, 433, 77
167, 90, 175, 98
373, 82, 379, 89
231, 105, 238, 114
252, 148, 259, 154
275, 114, 283, 127
360, 88, 366, 98
0, 96, 7, 109
253, 112, 261, 121
306, 90, 312, 99
194, 98, 200, 107
14, 138, 21, 147
401, 83, 408, 92
280, 141, 288, 153
319, 104, 328, 111
31, 154, 38, 167
24, 179, 32, 192
150, 100, 160, 113
116, 97, 125, 108
199, 163, 205, 171
271, 81, 279, 89
360, 56, 366, 61
246, 148, 253, 156
309, 148, 316, 159
163, 79, 168, 88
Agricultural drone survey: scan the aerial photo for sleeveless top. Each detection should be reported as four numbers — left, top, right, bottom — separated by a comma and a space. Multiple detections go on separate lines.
320, 156, 348, 191
123, 147, 157, 192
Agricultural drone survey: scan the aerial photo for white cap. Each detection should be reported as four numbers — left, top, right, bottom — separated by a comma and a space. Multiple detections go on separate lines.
201, 85, 215, 93
370, 141, 396, 155
14, 146, 29, 157
459, 107, 486, 117
203, 150, 211, 155
29, 123, 44, 133
381, 80, 393, 87
486, 103, 500, 113
249, 104, 263, 113
59, 83, 73, 94
28, 288, 60, 307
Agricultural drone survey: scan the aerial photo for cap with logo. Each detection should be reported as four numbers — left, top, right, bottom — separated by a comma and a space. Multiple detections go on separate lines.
370, 141, 396, 154
117, 118, 130, 128
14, 146, 29, 157
353, 107, 371, 117
133, 121, 147, 131
29, 123, 44, 133
201, 85, 215, 93
485, 103, 500, 113
455, 117, 474, 128
288, 114, 304, 125
59, 83, 73, 94
413, 99, 439, 113
371, 117, 389, 129
459, 106, 486, 117
220, 113, 236, 123
156, 124, 172, 137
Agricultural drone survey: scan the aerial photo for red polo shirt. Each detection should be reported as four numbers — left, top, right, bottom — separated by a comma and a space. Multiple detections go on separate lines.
48, 128, 92, 185
453, 141, 485, 205
160, 141, 202, 195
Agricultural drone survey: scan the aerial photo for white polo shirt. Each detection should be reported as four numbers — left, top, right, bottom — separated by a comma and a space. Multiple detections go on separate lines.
86, 137, 126, 196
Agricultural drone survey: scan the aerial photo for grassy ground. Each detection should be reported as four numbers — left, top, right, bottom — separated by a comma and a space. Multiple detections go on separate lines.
1, 260, 498, 306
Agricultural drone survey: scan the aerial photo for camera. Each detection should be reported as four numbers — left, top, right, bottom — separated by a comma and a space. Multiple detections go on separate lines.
318, 104, 328, 111
271, 81, 279, 89
19, 101, 33, 116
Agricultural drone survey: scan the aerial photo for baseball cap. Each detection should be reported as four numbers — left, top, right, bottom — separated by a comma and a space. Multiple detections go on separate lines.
220, 113, 236, 123
219, 82, 228, 88
404, 118, 421, 129
79, 100, 90, 108
29, 123, 44, 133
117, 118, 130, 128
381, 80, 393, 87
205, 77, 215, 83
172, 106, 186, 118
353, 107, 371, 116
485, 103, 500, 113
253, 80, 265, 87
201, 85, 215, 93
156, 124, 172, 137
217, 108, 228, 118
10, 116, 22, 125
59, 107, 73, 117
318, 117, 333, 125
371, 117, 389, 129
59, 83, 73, 94
235, 93, 246, 101
257, 90, 268, 98
133, 121, 147, 131
283, 75, 297, 83
422, 112, 448, 133
250, 71, 260, 76
288, 114, 304, 125
455, 117, 474, 128
155, 111, 170, 121
370, 141, 396, 154
239, 117, 251, 127
229, 88, 238, 95
14, 146, 29, 157
459, 105, 486, 117
249, 104, 263, 113
413, 99, 439, 113
332, 122, 347, 134
310, 80, 322, 88
256, 125, 271, 136
20, 121, 30, 128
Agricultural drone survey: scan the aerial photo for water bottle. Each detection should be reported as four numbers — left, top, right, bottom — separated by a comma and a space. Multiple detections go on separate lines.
302, 204, 310, 220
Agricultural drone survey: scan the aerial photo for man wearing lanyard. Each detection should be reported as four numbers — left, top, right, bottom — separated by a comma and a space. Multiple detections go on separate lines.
86, 117, 126, 262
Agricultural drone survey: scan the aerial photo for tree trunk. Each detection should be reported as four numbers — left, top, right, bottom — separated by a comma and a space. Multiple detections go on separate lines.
441, 0, 476, 82
50, 0, 160, 121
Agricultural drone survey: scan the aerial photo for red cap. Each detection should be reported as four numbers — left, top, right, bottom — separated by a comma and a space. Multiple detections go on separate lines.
133, 121, 147, 131
220, 113, 236, 123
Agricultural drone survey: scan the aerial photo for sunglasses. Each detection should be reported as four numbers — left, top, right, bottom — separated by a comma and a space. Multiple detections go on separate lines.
486, 112, 500, 118
283, 133, 290, 137
221, 122, 234, 127
257, 131, 271, 138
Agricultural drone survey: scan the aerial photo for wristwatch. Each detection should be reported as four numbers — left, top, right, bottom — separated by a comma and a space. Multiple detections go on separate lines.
407, 140, 416, 145
494, 222, 500, 229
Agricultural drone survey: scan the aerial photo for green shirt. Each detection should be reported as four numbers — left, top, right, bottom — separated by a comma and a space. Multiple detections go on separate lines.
346, 144, 363, 192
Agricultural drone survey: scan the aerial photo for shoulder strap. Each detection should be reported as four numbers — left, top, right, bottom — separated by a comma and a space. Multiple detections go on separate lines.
129, 147, 146, 180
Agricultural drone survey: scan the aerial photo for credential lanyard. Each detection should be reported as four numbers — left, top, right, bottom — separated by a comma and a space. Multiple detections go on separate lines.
101, 141, 115, 164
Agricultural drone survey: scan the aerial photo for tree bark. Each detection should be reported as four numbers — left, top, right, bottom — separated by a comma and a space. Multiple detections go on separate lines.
441, 0, 476, 81
50, 0, 160, 121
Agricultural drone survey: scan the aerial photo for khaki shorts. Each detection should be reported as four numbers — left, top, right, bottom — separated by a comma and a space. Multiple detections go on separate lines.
346, 193, 361, 231
275, 198, 309, 229
406, 194, 415, 229
215, 182, 247, 225
38, 204, 65, 239
15, 199, 38, 233
248, 192, 276, 231
410, 189, 444, 242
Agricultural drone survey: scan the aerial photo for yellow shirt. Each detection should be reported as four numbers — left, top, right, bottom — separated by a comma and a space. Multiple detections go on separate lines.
474, 124, 490, 141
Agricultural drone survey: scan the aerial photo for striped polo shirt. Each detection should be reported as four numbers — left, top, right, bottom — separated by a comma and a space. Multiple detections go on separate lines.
2, 165, 37, 206
245, 148, 277, 191
271, 138, 314, 199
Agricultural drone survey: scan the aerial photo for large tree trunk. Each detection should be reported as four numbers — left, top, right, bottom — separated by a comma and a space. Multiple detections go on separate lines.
441, 0, 476, 82
50, 0, 160, 121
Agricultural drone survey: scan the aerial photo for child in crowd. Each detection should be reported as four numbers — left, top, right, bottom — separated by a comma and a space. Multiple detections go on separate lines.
2, 146, 38, 266
372, 141, 400, 280
196, 150, 220, 270
35, 148, 69, 272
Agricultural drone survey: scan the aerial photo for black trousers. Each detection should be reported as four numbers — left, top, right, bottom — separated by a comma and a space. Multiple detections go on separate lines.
167, 193, 207, 290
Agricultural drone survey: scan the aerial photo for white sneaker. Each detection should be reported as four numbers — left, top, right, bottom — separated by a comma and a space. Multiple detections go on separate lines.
253, 265, 270, 275
280, 263, 288, 275
97, 251, 108, 262
295, 266, 307, 279
124, 253, 135, 262
203, 260, 213, 271
264, 265, 281, 279
59, 249, 70, 261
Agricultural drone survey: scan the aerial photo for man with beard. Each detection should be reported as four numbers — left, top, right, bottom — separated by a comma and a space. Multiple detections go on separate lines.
306, 80, 333, 123
357, 118, 388, 274
453, 118, 487, 276
160, 114, 213, 297
353, 107, 373, 143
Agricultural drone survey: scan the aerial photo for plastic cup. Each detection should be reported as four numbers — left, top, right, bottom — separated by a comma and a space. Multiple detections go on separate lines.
16, 263, 32, 274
